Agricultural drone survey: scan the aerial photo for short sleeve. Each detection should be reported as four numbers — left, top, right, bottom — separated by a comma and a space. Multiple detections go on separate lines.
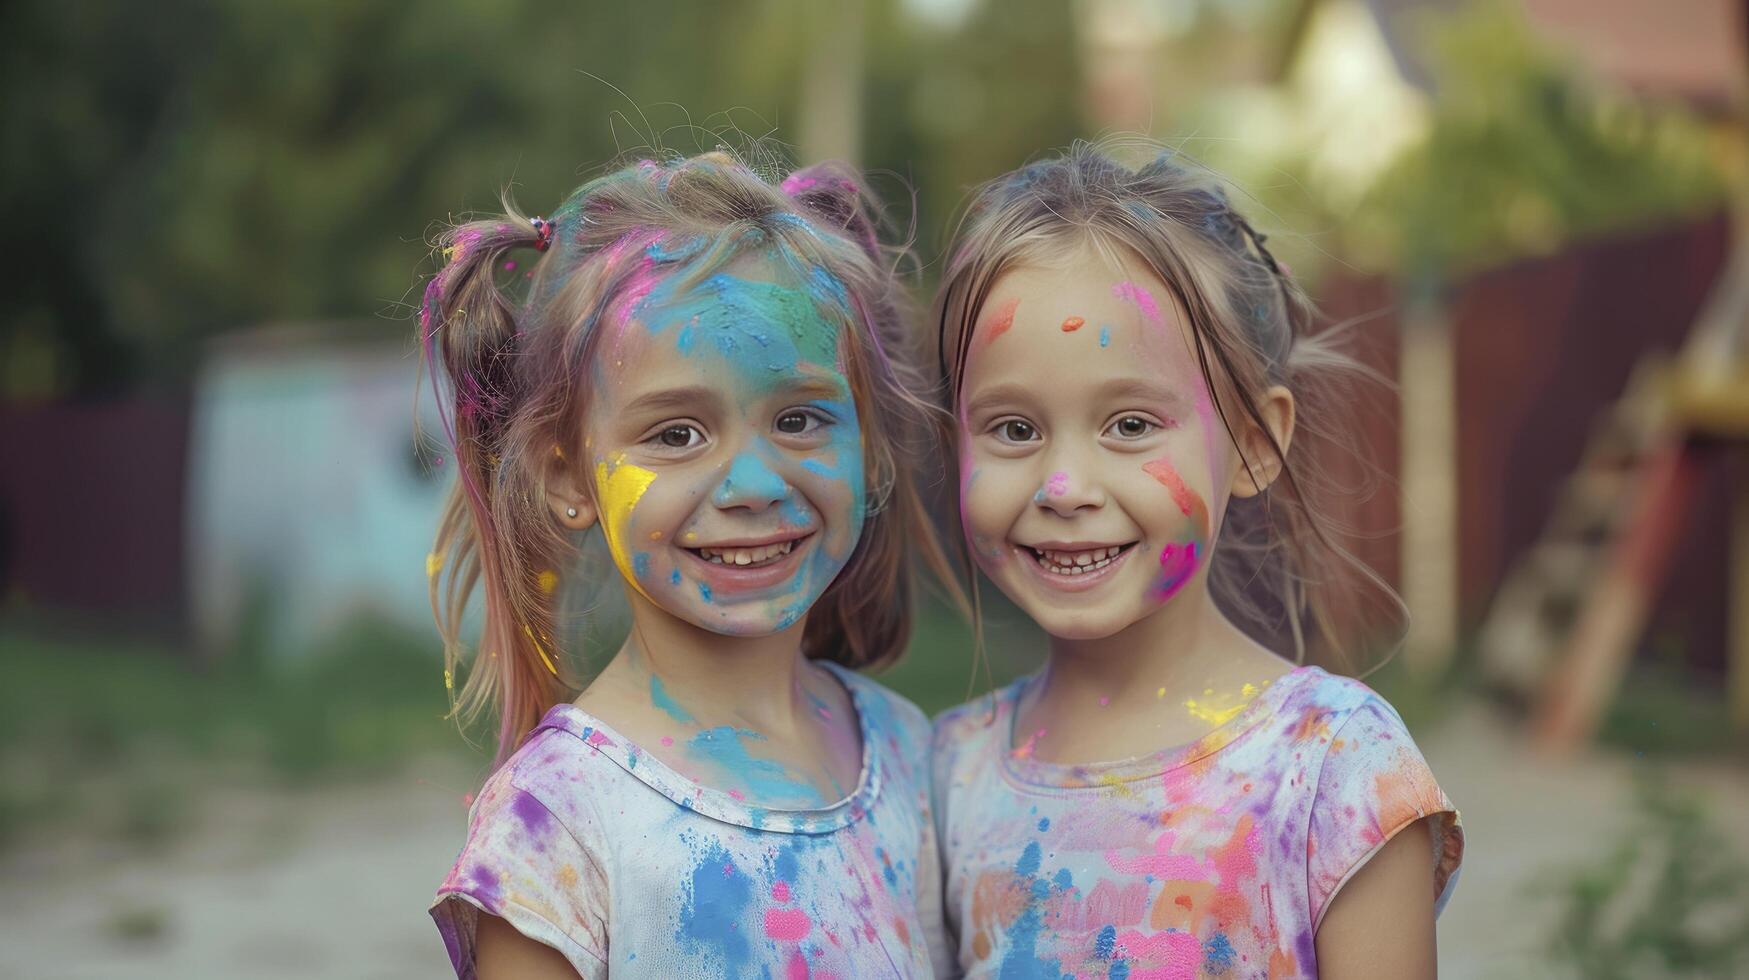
915, 790, 960, 979
1306, 697, 1464, 930
430, 769, 611, 980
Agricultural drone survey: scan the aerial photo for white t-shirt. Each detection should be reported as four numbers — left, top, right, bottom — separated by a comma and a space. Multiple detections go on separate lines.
931, 666, 1463, 979
432, 662, 949, 978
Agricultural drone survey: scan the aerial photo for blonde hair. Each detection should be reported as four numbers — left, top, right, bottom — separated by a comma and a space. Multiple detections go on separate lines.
933, 140, 1403, 668
420, 152, 960, 760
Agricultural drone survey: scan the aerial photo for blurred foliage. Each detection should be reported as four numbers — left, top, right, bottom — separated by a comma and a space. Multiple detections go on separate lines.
1598, 660, 1749, 762
1544, 772, 1749, 980
1351, 1, 1727, 280
0, 0, 1079, 399
3, 0, 1730, 395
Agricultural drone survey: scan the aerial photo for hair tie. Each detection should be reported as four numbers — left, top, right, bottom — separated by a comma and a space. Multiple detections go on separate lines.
531, 216, 554, 252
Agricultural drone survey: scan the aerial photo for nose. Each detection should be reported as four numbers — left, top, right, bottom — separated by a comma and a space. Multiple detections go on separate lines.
711, 447, 790, 512
1033, 465, 1105, 516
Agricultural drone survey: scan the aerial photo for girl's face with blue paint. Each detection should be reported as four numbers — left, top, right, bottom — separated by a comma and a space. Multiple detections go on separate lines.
956, 245, 1277, 642
575, 255, 867, 637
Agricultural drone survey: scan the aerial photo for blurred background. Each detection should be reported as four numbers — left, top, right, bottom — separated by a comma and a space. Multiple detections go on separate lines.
3, 0, 1748, 977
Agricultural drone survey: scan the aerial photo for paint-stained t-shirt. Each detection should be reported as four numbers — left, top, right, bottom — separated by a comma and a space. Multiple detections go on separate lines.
931, 666, 1464, 980
432, 663, 950, 978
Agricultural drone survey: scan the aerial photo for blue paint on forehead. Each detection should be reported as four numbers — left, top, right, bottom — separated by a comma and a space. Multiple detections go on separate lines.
634, 271, 847, 397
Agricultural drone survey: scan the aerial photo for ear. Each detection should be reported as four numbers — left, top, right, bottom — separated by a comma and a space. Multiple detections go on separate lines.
1228, 385, 1296, 499
544, 443, 600, 531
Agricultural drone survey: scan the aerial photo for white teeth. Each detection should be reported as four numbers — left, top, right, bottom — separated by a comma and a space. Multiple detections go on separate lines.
1031, 545, 1126, 575
696, 540, 797, 565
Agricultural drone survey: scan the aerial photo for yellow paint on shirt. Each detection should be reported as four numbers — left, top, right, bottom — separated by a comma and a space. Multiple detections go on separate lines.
536, 569, 558, 594
426, 552, 444, 578
1183, 681, 1265, 726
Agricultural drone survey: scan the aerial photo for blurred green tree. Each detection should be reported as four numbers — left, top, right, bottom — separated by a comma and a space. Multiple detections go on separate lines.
1353, 1, 1727, 280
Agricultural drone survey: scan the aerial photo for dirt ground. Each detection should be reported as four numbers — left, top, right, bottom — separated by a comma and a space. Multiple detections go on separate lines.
4, 702, 1746, 979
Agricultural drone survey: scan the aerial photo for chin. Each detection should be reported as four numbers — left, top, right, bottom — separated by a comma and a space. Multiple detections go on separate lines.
1012, 597, 1135, 643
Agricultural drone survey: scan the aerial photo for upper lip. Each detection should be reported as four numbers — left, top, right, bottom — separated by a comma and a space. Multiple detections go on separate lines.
685, 530, 816, 549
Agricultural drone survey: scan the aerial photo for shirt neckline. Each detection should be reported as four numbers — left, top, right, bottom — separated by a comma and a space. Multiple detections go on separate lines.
531, 660, 880, 835
996, 665, 1323, 791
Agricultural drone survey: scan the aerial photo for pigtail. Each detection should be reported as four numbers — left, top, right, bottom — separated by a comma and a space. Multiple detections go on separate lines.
421, 210, 574, 760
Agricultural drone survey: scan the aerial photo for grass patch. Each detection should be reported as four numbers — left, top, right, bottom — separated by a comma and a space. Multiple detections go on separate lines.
0, 610, 485, 851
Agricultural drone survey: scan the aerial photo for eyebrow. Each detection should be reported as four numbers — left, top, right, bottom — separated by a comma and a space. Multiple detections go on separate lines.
620, 385, 726, 417
775, 373, 852, 403
1095, 377, 1187, 407
962, 382, 1037, 417
963, 377, 1189, 417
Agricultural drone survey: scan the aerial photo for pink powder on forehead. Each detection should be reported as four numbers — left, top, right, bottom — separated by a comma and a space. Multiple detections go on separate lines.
1110, 281, 1163, 328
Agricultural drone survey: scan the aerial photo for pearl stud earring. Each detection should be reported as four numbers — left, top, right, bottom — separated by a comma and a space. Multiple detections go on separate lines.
565, 506, 578, 518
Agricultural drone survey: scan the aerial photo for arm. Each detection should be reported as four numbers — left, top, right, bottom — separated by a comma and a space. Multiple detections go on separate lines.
1314, 817, 1438, 980
478, 912, 586, 980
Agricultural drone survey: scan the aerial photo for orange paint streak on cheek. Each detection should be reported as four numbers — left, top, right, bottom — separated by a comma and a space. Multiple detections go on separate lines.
1142, 457, 1210, 536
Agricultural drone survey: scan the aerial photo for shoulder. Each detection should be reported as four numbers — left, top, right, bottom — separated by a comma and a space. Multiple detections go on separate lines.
834, 665, 932, 754
1277, 666, 1387, 727
929, 680, 1020, 784
930, 689, 1003, 751
475, 711, 633, 840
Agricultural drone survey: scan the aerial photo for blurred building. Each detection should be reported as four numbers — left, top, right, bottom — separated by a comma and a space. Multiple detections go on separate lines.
185, 326, 451, 658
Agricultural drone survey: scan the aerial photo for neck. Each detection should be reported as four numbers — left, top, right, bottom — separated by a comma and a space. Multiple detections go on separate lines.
611, 589, 814, 734
1036, 588, 1268, 713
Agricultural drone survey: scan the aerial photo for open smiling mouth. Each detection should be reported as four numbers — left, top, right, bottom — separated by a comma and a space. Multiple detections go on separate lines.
1024, 542, 1138, 577
684, 532, 816, 568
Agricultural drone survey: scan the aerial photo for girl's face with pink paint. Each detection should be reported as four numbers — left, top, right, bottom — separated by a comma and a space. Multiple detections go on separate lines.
956, 245, 1233, 640
561, 254, 868, 638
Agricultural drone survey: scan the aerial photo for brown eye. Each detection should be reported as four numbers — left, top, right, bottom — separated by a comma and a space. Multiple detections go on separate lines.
1113, 416, 1153, 438
657, 425, 700, 448
999, 420, 1037, 442
777, 412, 809, 434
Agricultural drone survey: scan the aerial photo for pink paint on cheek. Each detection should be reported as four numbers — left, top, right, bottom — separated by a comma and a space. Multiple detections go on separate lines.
660, 736, 674, 747
1153, 541, 1200, 601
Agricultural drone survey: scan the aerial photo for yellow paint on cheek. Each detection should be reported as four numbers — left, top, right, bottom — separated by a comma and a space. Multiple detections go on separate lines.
595, 451, 658, 592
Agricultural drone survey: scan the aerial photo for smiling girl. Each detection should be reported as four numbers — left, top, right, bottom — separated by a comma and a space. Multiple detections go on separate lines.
422, 153, 957, 978
930, 144, 1464, 978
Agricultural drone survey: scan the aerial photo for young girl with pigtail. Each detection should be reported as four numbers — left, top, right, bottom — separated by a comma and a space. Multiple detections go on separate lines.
421, 152, 959, 978
930, 143, 1465, 978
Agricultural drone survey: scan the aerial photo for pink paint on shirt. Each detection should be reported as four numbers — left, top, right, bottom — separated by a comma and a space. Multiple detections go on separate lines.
764, 907, 813, 941
772, 880, 792, 902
